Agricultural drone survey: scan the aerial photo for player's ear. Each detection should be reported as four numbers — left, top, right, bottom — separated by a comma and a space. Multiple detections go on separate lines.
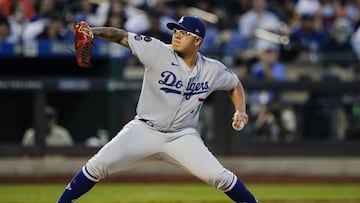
195, 37, 203, 46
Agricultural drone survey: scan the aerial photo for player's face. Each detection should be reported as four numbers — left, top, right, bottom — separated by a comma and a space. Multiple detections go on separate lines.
171, 29, 202, 54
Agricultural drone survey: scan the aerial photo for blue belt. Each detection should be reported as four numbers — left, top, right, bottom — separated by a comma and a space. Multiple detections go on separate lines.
138, 118, 173, 133
139, 118, 154, 127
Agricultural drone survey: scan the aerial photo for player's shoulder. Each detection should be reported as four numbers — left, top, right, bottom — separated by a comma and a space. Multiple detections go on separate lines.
128, 32, 167, 45
200, 54, 233, 73
128, 32, 172, 53
200, 54, 224, 67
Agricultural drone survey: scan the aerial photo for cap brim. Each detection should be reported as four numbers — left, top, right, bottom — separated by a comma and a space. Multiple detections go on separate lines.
166, 22, 192, 33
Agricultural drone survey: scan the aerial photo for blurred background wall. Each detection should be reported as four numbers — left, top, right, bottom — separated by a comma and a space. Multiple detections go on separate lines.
0, 0, 360, 177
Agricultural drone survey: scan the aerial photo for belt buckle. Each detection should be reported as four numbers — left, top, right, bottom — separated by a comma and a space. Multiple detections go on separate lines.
139, 118, 154, 127
145, 120, 154, 127
139, 118, 171, 133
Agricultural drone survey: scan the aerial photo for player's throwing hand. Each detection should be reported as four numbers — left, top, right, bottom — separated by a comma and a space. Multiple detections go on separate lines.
232, 111, 248, 131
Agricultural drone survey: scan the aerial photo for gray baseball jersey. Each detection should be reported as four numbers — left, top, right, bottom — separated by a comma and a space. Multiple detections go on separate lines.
128, 33, 239, 132
84, 33, 240, 192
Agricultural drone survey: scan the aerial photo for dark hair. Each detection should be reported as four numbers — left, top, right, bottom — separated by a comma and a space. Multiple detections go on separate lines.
0, 13, 9, 27
45, 106, 57, 120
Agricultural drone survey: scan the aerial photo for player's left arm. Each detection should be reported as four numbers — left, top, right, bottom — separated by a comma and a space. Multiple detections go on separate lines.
229, 82, 248, 131
91, 27, 129, 47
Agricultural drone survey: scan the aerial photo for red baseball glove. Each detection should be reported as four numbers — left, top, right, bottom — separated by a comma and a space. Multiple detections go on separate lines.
73, 21, 94, 67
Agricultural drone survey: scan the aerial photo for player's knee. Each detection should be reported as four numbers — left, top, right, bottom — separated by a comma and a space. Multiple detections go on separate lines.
204, 169, 237, 191
85, 156, 111, 180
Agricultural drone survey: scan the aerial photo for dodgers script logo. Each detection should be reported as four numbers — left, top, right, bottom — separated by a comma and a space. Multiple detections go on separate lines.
158, 71, 209, 100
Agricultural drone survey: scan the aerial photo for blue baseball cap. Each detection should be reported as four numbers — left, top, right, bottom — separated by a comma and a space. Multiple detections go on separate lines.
167, 15, 206, 38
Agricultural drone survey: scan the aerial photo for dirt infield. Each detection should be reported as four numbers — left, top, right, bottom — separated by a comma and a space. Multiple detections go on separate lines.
1, 156, 360, 187
1, 173, 360, 184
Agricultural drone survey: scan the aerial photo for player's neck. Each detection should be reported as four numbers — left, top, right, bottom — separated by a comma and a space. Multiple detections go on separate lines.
180, 53, 197, 70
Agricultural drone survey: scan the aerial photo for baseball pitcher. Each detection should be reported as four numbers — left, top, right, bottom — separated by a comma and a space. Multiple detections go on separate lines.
58, 15, 259, 203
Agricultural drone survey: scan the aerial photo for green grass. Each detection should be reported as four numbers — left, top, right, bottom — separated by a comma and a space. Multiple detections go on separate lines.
0, 183, 360, 203
253, 184, 360, 201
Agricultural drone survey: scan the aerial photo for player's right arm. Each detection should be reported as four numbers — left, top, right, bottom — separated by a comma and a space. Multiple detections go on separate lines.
91, 27, 129, 47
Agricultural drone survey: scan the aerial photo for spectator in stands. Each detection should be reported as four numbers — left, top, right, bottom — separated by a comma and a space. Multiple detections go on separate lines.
0, 14, 10, 42
141, 10, 172, 44
123, 2, 150, 34
289, 13, 327, 62
102, 0, 127, 27
250, 41, 297, 142
0, 0, 36, 21
73, 0, 104, 26
351, 22, 360, 64
334, 0, 360, 28
22, 106, 73, 147
320, 17, 357, 68
104, 13, 125, 28
5, 0, 45, 42
238, 0, 280, 49
215, 12, 248, 67
6, 0, 29, 42
295, 0, 321, 18
36, 11, 69, 41
320, 0, 337, 31
270, 0, 298, 29
33, 0, 58, 21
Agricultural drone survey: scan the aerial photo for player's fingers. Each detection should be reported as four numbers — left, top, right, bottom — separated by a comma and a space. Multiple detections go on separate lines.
232, 111, 247, 131
233, 111, 248, 124
232, 114, 239, 122
232, 120, 244, 131
240, 115, 249, 124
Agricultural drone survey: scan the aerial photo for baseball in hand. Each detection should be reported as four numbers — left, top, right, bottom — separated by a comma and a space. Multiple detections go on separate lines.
232, 121, 245, 131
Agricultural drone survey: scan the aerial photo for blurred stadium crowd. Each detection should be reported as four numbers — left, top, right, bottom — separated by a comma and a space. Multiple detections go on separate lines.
0, 0, 360, 69
0, 0, 360, 144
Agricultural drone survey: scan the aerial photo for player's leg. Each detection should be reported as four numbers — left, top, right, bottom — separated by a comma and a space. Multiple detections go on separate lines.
57, 120, 163, 203
57, 165, 97, 203
163, 132, 259, 203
